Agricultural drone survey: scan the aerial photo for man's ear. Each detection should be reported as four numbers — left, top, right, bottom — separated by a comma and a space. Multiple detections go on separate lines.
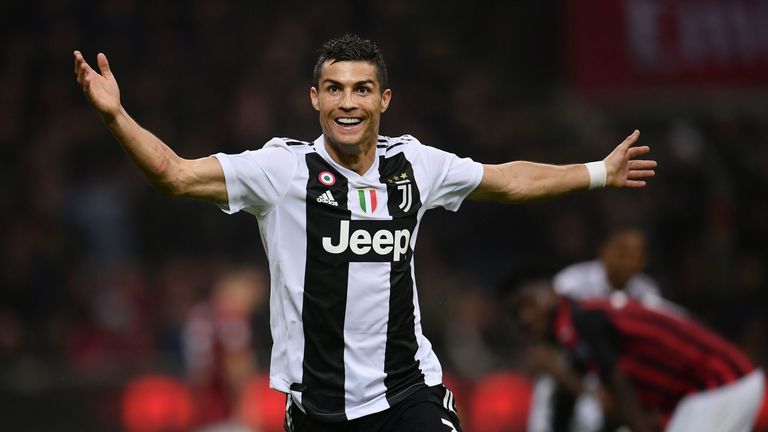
310, 87, 320, 111
380, 88, 392, 113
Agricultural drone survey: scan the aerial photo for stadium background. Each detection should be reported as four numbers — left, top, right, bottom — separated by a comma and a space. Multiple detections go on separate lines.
2, 0, 767, 430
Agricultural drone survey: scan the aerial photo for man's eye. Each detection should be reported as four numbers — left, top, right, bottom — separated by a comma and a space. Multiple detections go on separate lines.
357, 87, 370, 94
327, 86, 339, 92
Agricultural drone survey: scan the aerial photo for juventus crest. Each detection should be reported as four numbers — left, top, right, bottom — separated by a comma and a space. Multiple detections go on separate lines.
387, 172, 413, 213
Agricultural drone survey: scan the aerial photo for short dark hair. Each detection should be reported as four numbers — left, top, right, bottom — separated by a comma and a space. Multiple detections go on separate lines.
313, 34, 388, 91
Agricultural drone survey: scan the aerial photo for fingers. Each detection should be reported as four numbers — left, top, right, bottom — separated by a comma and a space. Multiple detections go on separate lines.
624, 180, 647, 188
73, 50, 81, 74
607, 130, 655, 189
97, 52, 111, 76
627, 169, 655, 180
628, 159, 657, 170
619, 129, 640, 148
74, 51, 93, 85
74, 51, 92, 72
74, 51, 85, 76
627, 145, 651, 159
77, 63, 90, 87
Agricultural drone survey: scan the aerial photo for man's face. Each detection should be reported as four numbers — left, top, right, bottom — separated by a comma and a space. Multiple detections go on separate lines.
310, 60, 391, 152
600, 230, 647, 289
512, 284, 557, 340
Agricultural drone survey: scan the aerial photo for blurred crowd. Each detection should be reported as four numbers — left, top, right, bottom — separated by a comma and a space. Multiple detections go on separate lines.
1, 0, 766, 430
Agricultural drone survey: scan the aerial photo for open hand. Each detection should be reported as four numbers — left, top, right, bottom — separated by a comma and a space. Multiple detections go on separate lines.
74, 51, 121, 121
604, 130, 657, 188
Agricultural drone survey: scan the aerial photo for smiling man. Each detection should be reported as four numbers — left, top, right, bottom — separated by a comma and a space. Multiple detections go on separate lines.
310, 45, 391, 173
74, 34, 656, 432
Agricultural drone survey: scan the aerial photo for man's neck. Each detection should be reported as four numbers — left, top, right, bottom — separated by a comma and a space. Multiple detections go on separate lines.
606, 273, 628, 291
323, 136, 377, 175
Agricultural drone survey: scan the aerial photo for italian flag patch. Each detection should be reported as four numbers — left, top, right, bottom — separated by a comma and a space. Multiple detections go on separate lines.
357, 189, 378, 213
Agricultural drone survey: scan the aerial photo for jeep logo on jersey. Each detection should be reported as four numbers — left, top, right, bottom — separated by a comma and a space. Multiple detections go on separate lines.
322, 220, 411, 262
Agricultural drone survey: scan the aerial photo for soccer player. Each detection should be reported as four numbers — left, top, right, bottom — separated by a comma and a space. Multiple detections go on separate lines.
510, 281, 765, 432
74, 34, 656, 431
554, 227, 660, 303
529, 227, 669, 432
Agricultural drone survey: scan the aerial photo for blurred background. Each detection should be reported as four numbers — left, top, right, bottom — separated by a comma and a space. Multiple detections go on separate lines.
2, 0, 767, 430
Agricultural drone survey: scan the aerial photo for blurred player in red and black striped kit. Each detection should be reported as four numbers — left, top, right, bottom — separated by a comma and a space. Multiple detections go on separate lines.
510, 281, 765, 432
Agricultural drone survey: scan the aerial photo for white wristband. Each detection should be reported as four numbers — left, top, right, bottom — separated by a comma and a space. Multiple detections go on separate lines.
585, 161, 607, 190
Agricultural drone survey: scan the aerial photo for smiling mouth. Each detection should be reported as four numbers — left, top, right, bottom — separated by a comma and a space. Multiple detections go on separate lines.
335, 117, 363, 127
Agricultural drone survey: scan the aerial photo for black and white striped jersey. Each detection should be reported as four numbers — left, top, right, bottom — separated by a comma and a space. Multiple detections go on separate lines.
213, 134, 483, 421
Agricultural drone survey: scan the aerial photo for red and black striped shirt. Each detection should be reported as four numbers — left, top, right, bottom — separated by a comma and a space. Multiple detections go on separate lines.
553, 295, 755, 414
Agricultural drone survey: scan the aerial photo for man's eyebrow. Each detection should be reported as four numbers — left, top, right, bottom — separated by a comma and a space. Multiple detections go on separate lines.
321, 78, 375, 87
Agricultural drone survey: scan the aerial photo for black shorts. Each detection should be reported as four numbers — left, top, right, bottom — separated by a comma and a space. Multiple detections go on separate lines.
284, 384, 462, 432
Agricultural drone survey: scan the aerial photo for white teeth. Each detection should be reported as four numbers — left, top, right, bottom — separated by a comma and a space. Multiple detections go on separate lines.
337, 118, 362, 125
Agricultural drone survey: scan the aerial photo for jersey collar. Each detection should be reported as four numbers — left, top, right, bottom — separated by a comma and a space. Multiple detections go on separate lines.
314, 135, 382, 182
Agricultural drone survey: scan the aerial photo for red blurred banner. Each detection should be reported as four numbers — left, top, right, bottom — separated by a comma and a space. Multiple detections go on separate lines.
567, 0, 768, 94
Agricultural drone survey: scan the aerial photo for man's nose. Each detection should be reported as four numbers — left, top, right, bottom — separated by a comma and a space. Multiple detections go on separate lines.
340, 89, 355, 110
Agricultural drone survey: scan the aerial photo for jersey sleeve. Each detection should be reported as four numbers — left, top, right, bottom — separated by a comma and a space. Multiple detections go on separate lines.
419, 144, 484, 211
213, 138, 298, 216
628, 274, 662, 301
552, 264, 583, 297
553, 261, 602, 299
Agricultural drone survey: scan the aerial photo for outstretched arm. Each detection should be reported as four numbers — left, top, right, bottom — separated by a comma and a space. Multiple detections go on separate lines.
73, 51, 227, 204
468, 130, 656, 203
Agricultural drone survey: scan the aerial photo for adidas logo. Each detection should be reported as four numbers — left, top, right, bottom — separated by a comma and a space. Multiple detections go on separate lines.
317, 190, 338, 207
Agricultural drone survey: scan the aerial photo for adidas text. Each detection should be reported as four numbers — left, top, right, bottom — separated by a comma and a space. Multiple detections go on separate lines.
317, 191, 338, 206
